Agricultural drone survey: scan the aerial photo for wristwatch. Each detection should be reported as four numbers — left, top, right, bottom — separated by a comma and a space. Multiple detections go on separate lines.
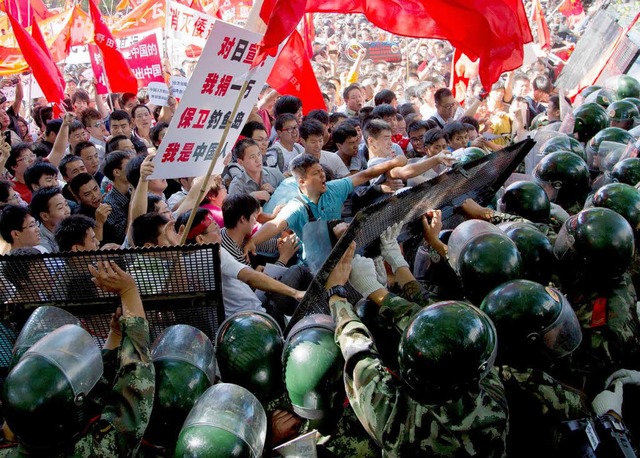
326, 285, 348, 301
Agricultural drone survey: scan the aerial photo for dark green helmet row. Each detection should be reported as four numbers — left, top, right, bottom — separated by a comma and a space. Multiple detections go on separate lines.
533, 151, 590, 210
539, 135, 587, 161
573, 102, 610, 143
216, 311, 284, 402
499, 181, 550, 223
592, 182, 640, 238
398, 301, 497, 404
480, 280, 581, 367
611, 75, 640, 100
2, 324, 103, 449
283, 314, 344, 420
583, 87, 615, 108
608, 100, 639, 123
554, 207, 635, 281
452, 147, 487, 165
499, 222, 554, 285
612, 158, 640, 186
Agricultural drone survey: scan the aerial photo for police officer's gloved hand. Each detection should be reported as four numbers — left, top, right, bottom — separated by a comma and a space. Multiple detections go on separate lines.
592, 381, 624, 417
350, 255, 386, 299
605, 369, 640, 387
380, 223, 410, 274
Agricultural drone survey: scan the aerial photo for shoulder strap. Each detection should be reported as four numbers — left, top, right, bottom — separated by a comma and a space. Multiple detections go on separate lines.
296, 196, 316, 222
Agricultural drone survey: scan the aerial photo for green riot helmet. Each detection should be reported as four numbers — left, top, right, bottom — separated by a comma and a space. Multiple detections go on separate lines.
539, 135, 587, 161
609, 74, 640, 100
456, 232, 523, 304
533, 151, 590, 210
573, 103, 610, 143
146, 325, 216, 448
452, 146, 487, 164
480, 280, 582, 367
587, 127, 634, 160
530, 112, 550, 130
283, 314, 344, 420
583, 87, 615, 108
398, 301, 497, 404
592, 182, 640, 239
498, 222, 555, 285
10, 306, 82, 370
612, 158, 640, 186
607, 100, 639, 130
580, 85, 603, 100
554, 207, 635, 281
2, 324, 103, 449
215, 311, 283, 402
447, 219, 502, 273
174, 383, 267, 458
623, 97, 640, 114
498, 181, 550, 223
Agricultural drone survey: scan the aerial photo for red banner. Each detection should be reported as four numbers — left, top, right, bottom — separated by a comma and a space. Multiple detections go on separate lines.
121, 34, 164, 87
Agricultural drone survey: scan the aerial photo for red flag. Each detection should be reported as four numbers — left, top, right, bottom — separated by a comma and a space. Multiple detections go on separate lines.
533, 0, 551, 51
88, 0, 138, 94
304, 0, 533, 90
558, 0, 584, 17
302, 13, 315, 59
450, 50, 478, 104
3, 0, 51, 27
257, 0, 306, 61
6, 11, 64, 105
267, 30, 326, 114
30, 13, 66, 95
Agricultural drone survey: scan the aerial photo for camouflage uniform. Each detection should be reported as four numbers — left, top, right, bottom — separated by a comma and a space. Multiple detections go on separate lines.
555, 273, 640, 396
488, 210, 561, 244
0, 316, 155, 457
329, 293, 509, 457
498, 365, 590, 458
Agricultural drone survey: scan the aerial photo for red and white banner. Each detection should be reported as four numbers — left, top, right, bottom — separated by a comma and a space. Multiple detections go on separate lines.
166, 0, 216, 46
121, 34, 164, 87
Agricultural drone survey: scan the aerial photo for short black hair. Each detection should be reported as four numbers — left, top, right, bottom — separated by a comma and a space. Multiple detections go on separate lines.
371, 104, 397, 120
240, 121, 267, 138
150, 121, 169, 147
329, 112, 348, 124
6, 142, 32, 175
423, 127, 446, 147
104, 150, 132, 181
59, 155, 84, 180
532, 75, 553, 94
275, 113, 298, 131
290, 154, 320, 179
45, 119, 63, 136
131, 213, 167, 247
332, 124, 358, 145
55, 214, 95, 252
363, 119, 391, 142
74, 141, 97, 158
68, 120, 85, 135
146, 194, 164, 214
443, 122, 467, 142
299, 119, 325, 140
434, 88, 453, 105
342, 83, 362, 102
305, 109, 330, 126
222, 193, 261, 229
68, 173, 97, 199
374, 89, 396, 106
30, 186, 63, 222
106, 135, 130, 154
233, 138, 259, 161
125, 155, 146, 188
24, 162, 59, 191
109, 109, 132, 123
0, 179, 14, 204
407, 120, 431, 135
0, 205, 30, 244
459, 116, 480, 131
274, 95, 302, 117
174, 208, 210, 244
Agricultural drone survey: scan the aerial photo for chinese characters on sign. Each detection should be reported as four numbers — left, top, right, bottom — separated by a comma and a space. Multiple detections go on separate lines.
166, 0, 216, 47
122, 34, 164, 87
150, 21, 276, 180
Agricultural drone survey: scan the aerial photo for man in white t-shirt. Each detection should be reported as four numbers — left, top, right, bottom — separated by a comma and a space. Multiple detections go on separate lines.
299, 118, 350, 179
267, 113, 305, 173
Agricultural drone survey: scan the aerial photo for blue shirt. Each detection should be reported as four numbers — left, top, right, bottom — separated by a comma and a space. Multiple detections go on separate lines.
280, 177, 354, 261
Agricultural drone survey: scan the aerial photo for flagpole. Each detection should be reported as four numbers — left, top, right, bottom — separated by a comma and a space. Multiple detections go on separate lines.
179, 0, 265, 242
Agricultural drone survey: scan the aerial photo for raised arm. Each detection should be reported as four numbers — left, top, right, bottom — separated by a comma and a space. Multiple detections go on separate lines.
350, 154, 408, 187
47, 112, 74, 168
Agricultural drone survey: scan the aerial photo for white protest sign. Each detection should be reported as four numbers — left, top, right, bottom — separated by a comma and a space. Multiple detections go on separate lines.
150, 21, 276, 180
148, 82, 170, 106
169, 76, 189, 99
166, 0, 216, 47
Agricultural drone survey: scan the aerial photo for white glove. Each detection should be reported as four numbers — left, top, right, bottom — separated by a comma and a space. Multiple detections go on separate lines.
373, 256, 388, 286
380, 223, 409, 274
592, 381, 624, 417
605, 369, 640, 388
349, 255, 385, 299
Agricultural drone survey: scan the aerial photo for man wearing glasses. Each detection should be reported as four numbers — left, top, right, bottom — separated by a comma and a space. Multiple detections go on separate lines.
428, 88, 480, 128
80, 108, 108, 167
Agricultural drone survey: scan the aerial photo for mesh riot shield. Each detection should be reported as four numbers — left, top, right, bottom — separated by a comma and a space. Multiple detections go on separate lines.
284, 139, 534, 335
